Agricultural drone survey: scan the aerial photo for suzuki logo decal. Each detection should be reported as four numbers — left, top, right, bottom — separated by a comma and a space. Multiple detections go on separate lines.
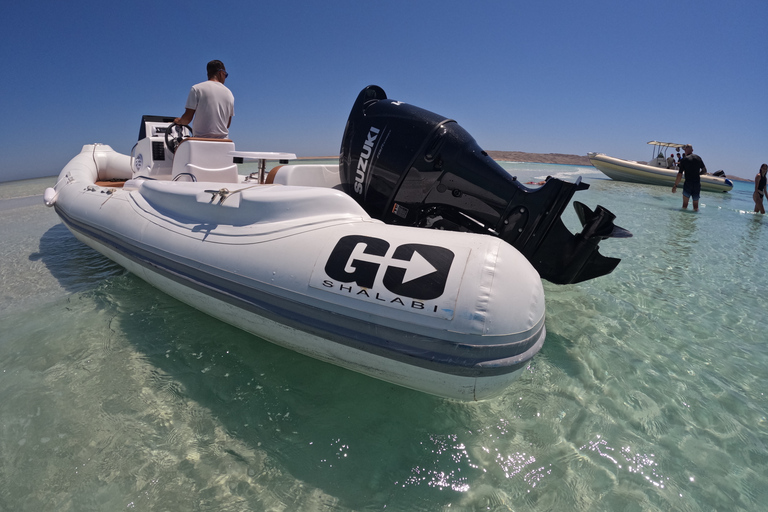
354, 127, 380, 196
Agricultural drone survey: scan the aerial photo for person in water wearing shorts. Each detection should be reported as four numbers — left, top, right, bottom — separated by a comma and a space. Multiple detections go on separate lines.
754, 163, 768, 214
672, 144, 707, 211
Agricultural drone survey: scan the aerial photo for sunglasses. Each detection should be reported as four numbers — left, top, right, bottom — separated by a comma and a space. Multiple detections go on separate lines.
219, 69, 229, 78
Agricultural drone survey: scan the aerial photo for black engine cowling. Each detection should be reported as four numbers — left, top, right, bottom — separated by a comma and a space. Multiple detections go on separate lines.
339, 85, 630, 284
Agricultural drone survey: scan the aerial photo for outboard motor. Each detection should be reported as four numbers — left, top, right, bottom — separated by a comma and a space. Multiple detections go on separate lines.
340, 85, 631, 284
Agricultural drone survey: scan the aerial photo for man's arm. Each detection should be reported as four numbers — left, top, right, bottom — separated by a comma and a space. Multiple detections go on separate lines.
174, 108, 195, 126
672, 171, 682, 192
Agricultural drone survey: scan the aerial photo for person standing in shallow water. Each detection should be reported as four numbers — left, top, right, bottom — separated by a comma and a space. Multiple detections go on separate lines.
754, 163, 768, 214
672, 144, 707, 211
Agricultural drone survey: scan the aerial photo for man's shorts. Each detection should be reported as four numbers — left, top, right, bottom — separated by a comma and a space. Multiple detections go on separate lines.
682, 180, 701, 201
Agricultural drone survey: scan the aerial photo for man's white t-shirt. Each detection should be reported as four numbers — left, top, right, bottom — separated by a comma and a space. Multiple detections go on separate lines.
185, 81, 234, 138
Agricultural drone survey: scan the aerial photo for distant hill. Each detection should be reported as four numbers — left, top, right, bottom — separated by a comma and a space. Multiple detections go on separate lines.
725, 175, 753, 183
486, 151, 591, 166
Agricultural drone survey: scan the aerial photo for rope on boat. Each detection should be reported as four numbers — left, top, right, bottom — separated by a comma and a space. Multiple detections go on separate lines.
205, 183, 262, 205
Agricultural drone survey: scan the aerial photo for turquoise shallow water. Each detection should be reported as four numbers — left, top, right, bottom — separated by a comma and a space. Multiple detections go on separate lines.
1, 163, 766, 511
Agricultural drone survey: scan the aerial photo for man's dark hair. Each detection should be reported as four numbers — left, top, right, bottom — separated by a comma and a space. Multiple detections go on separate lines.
207, 60, 226, 79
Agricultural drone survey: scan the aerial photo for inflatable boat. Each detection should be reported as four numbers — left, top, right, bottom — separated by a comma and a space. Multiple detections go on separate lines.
43, 85, 630, 400
588, 141, 733, 193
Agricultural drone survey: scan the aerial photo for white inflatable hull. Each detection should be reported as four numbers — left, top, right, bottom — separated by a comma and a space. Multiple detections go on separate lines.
588, 153, 733, 193
46, 145, 547, 400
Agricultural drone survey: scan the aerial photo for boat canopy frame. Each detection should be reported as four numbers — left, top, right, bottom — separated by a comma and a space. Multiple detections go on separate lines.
647, 140, 686, 160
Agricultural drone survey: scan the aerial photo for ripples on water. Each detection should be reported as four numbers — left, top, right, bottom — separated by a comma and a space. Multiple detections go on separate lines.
1, 170, 767, 511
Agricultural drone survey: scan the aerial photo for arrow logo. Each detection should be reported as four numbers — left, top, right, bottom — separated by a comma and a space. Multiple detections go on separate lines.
324, 235, 455, 300
346, 243, 437, 284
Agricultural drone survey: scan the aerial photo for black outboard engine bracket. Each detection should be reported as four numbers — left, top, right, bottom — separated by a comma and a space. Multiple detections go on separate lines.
339, 85, 631, 284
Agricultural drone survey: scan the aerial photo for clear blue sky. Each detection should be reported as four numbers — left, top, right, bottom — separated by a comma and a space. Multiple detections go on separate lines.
1, 0, 765, 183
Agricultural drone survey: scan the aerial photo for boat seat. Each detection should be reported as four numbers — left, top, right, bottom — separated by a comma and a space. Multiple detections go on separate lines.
265, 164, 342, 189
171, 139, 239, 183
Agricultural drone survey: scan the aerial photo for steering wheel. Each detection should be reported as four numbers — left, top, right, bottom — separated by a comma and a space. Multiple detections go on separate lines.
165, 122, 193, 154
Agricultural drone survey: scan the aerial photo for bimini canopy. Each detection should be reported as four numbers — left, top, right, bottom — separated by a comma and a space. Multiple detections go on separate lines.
647, 141, 686, 148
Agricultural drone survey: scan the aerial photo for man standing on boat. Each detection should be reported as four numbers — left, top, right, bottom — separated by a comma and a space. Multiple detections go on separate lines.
174, 60, 234, 139
672, 144, 707, 211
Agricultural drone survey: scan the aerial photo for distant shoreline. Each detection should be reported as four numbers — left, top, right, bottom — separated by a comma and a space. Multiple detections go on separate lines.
297, 152, 592, 165
486, 151, 592, 166
2, 150, 754, 185
9, 153, 750, 185
300, 152, 752, 182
